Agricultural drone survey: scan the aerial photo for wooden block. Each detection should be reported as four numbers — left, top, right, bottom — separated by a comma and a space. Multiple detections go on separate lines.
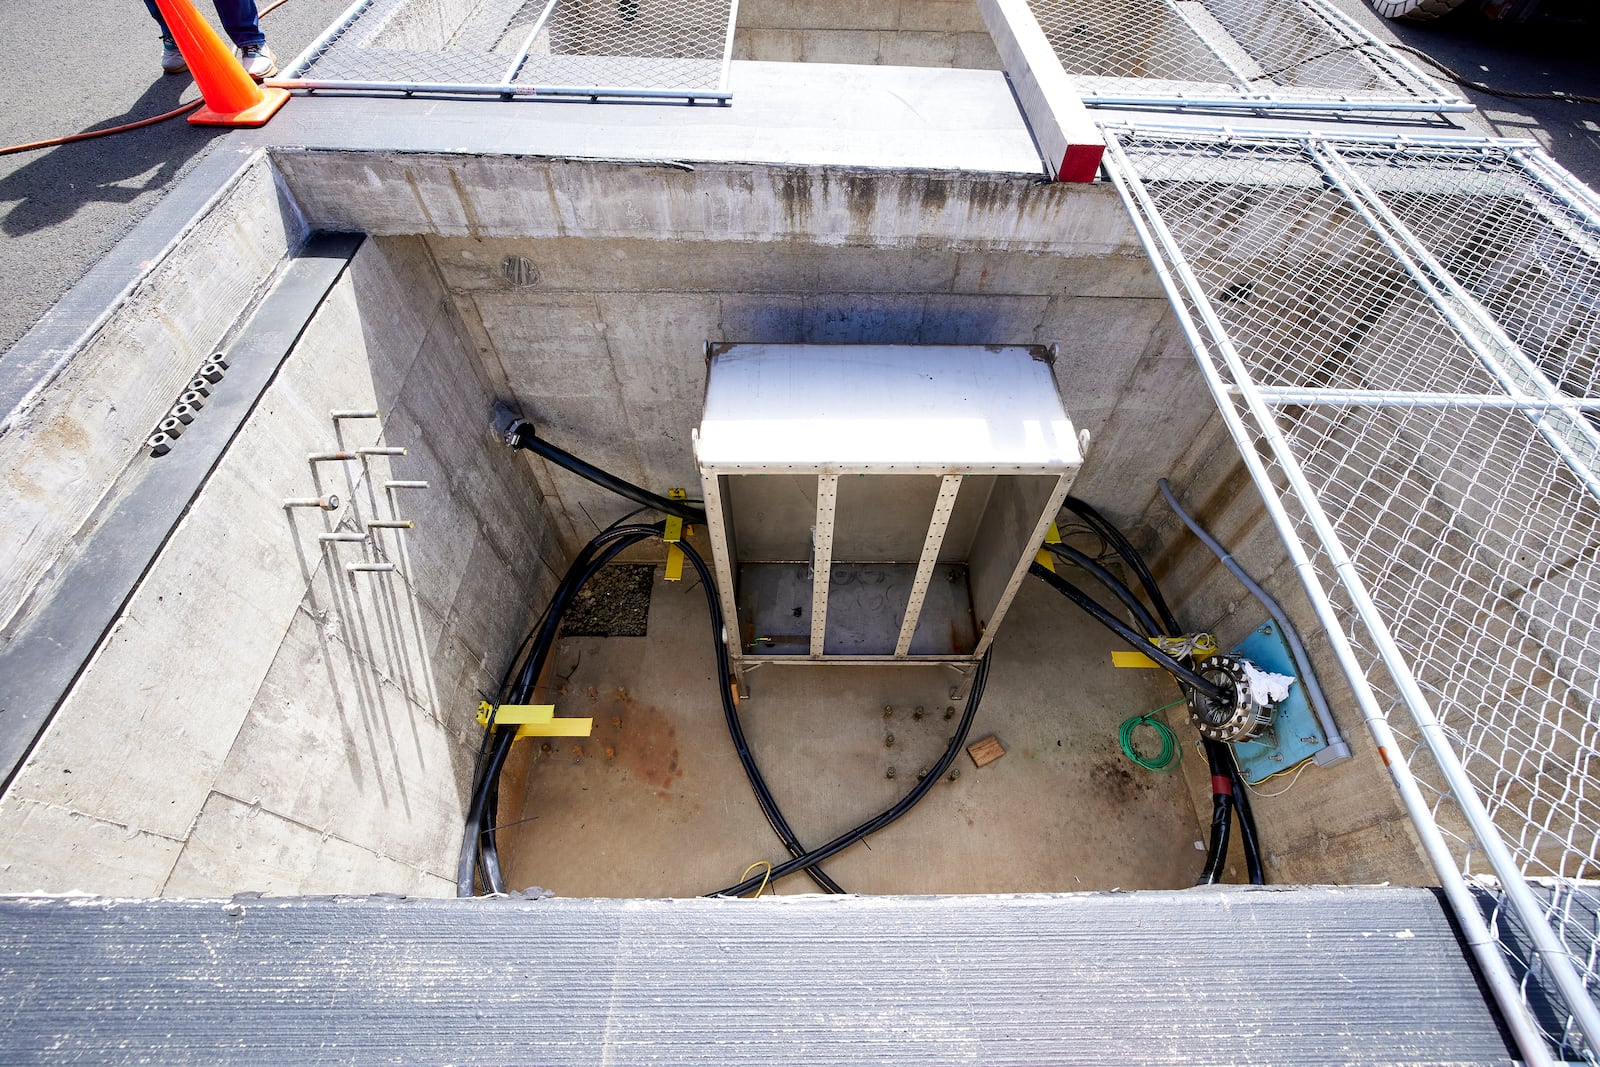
967, 734, 1006, 768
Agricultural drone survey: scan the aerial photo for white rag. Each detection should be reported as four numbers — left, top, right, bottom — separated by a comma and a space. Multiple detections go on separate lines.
1242, 662, 1296, 705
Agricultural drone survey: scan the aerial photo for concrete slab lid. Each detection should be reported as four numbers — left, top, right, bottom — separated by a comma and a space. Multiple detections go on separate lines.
695, 343, 1081, 472
239, 63, 1049, 176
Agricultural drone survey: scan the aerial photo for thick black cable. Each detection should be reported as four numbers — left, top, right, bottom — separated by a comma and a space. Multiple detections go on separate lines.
1062, 496, 1182, 635
1042, 505, 1264, 885
1198, 739, 1234, 886
674, 539, 845, 894
458, 727, 518, 894
480, 757, 505, 891
712, 650, 990, 897
504, 421, 707, 525
1046, 543, 1164, 639
1029, 562, 1228, 700
460, 523, 844, 895
458, 528, 654, 895
470, 529, 655, 894
1230, 762, 1266, 886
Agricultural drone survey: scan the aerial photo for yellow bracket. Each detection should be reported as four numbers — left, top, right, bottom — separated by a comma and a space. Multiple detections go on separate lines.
664, 489, 687, 582
1112, 632, 1219, 669
476, 701, 594, 740
1035, 521, 1062, 573
664, 489, 687, 543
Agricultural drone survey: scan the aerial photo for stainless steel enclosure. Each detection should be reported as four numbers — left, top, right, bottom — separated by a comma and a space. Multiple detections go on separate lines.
694, 344, 1082, 693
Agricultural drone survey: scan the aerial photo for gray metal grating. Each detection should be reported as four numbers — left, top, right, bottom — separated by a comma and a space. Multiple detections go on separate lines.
282, 0, 738, 101
1025, 0, 1466, 111
1103, 127, 1600, 1064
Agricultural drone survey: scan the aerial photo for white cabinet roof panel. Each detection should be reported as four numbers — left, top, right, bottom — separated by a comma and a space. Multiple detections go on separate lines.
696, 344, 1081, 473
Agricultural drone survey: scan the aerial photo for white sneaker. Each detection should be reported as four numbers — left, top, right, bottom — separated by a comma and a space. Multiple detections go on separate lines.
237, 44, 277, 80
161, 36, 187, 75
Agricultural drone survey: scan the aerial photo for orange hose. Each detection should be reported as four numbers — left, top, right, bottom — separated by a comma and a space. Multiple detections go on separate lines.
0, 102, 204, 157
0, 0, 292, 157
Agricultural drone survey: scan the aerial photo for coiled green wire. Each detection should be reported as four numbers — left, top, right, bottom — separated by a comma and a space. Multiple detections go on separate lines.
1119, 699, 1185, 772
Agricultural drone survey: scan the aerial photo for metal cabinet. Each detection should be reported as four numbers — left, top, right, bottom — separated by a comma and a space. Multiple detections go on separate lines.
694, 343, 1083, 695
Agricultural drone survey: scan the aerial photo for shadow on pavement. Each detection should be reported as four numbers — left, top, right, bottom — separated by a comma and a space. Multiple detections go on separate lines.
0, 76, 215, 238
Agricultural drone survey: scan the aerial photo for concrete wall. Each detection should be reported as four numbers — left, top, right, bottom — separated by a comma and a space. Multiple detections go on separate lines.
273, 152, 1177, 553
0, 221, 559, 896
734, 0, 1001, 69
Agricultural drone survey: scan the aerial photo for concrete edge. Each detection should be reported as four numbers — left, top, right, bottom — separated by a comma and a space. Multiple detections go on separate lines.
0, 142, 269, 435
0, 232, 364, 796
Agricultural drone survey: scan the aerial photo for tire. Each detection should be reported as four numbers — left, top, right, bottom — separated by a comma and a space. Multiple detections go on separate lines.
1368, 0, 1472, 20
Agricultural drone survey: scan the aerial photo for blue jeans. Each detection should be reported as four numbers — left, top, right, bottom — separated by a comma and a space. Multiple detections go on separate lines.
145, 0, 266, 48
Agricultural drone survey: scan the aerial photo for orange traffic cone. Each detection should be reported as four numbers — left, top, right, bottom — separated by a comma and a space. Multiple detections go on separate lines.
154, 0, 288, 127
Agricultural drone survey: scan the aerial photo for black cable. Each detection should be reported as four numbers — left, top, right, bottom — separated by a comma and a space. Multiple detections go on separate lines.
1046, 502, 1264, 886
459, 523, 845, 896
1046, 543, 1164, 639
1391, 42, 1600, 105
712, 651, 991, 897
480, 754, 506, 891
674, 538, 846, 894
1062, 497, 1182, 635
458, 527, 654, 895
1230, 756, 1266, 886
1029, 562, 1228, 701
458, 726, 518, 894
498, 413, 707, 525
1197, 739, 1235, 886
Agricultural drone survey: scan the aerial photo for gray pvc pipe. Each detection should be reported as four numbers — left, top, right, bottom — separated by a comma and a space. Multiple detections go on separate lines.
1158, 479, 1351, 765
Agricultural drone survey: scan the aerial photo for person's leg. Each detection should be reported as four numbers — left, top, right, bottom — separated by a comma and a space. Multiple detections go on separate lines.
212, 0, 266, 48
213, 0, 276, 77
144, 0, 169, 36
145, 0, 189, 73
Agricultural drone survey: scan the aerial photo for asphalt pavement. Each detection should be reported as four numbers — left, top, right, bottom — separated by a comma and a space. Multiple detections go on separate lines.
1, 0, 1597, 356
0, 0, 352, 356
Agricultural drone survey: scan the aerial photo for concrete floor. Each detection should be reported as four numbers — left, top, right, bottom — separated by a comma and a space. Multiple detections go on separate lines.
500, 548, 1207, 898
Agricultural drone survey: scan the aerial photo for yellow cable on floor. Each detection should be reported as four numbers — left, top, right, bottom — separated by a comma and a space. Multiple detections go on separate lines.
740, 861, 773, 898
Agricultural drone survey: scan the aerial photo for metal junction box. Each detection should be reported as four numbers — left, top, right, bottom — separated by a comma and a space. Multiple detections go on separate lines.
694, 343, 1083, 693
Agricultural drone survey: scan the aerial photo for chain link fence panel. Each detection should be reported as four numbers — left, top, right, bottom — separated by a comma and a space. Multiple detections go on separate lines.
1104, 126, 1600, 1064
1025, 0, 1466, 111
283, 0, 737, 100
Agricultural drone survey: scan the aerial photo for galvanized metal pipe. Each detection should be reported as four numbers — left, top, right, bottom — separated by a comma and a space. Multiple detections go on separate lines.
267, 78, 730, 102
499, 0, 559, 87
719, 0, 742, 93
1081, 93, 1473, 113
277, 0, 371, 79
1099, 122, 1532, 151
1248, 387, 1600, 410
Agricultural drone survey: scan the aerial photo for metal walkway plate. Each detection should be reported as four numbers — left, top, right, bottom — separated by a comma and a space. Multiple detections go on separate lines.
0, 887, 1511, 1064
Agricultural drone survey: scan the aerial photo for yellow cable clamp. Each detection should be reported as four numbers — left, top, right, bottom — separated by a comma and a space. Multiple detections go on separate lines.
1035, 521, 1063, 573
476, 700, 593, 740
664, 488, 687, 582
